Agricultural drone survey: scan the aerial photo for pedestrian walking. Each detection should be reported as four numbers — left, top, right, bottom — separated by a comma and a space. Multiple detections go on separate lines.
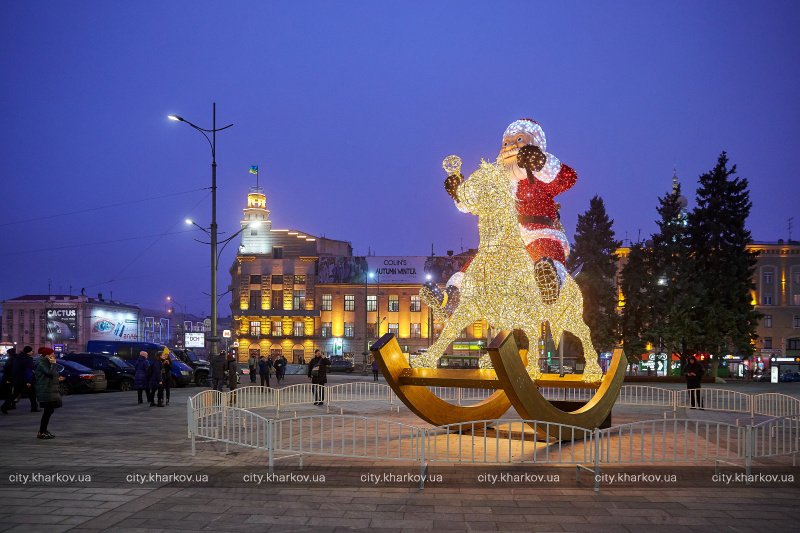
226, 353, 238, 405
1, 347, 18, 414
157, 349, 171, 406
14, 346, 38, 412
683, 355, 705, 409
211, 351, 226, 392
133, 351, 150, 404
258, 356, 271, 387
34, 347, 63, 439
372, 359, 379, 381
275, 355, 287, 382
248, 353, 258, 384
308, 349, 330, 405
147, 353, 163, 407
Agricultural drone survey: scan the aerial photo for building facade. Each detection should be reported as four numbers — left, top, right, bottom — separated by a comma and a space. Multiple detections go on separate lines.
0, 294, 141, 354
228, 187, 484, 368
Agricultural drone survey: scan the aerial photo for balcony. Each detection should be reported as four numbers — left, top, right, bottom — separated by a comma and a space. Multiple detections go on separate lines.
237, 309, 320, 318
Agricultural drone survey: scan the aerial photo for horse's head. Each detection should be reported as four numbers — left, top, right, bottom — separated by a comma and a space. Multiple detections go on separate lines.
457, 159, 517, 219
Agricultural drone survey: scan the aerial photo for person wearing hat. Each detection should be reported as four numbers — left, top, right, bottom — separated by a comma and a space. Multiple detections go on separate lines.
132, 351, 151, 405
34, 347, 64, 439
13, 346, 38, 412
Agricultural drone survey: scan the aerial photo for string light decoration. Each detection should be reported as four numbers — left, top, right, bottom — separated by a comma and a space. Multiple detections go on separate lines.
418, 156, 603, 383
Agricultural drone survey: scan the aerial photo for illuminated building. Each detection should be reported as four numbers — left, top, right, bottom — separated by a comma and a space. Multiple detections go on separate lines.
228, 186, 484, 368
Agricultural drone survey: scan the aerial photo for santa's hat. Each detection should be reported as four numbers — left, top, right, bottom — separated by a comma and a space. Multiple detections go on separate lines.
504, 118, 546, 151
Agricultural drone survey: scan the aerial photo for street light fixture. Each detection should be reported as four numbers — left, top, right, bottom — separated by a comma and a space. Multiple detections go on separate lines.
168, 103, 233, 358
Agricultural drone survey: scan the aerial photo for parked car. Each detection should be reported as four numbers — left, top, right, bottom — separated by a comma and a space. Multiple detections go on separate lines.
60, 353, 135, 391
779, 372, 800, 383
328, 359, 355, 373
172, 349, 211, 386
86, 341, 193, 387
56, 359, 108, 395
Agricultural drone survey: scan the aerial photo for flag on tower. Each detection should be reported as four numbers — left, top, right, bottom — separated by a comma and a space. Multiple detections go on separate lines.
249, 165, 258, 175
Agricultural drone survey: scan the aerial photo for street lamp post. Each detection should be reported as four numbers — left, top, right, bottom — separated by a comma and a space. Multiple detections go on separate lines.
166, 296, 187, 346
169, 104, 233, 357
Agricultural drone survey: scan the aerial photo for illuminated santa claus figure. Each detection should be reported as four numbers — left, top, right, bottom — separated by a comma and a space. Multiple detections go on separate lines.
437, 118, 576, 308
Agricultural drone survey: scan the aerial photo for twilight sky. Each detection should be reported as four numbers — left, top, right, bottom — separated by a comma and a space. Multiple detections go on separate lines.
1, 0, 798, 317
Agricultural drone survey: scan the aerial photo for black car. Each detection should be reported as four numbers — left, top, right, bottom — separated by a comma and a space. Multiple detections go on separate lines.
172, 349, 211, 386
60, 353, 135, 391
328, 359, 355, 373
56, 359, 107, 395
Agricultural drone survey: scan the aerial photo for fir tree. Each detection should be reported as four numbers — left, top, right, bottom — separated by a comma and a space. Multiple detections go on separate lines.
648, 180, 700, 371
687, 152, 759, 374
569, 195, 621, 353
619, 242, 653, 366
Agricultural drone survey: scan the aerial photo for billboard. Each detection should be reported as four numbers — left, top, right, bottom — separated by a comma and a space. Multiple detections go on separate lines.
89, 306, 139, 341
46, 308, 78, 342
317, 256, 471, 285
185, 332, 205, 348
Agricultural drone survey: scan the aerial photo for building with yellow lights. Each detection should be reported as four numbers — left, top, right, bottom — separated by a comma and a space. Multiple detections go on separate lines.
228, 187, 482, 369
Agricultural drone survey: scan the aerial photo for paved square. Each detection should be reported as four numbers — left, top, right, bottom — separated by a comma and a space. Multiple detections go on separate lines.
1, 375, 798, 532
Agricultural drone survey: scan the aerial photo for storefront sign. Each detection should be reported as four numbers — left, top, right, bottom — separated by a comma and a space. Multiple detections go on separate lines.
89, 306, 139, 341
185, 332, 205, 348
46, 308, 78, 342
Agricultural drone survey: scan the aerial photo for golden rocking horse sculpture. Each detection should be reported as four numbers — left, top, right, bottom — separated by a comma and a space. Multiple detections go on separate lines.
371, 157, 626, 436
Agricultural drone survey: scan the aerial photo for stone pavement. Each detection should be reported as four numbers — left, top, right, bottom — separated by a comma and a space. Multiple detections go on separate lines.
0, 374, 798, 532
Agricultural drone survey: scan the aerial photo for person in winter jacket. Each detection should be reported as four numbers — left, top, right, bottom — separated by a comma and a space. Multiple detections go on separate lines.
308, 350, 330, 405
683, 356, 705, 409
147, 355, 163, 407
34, 347, 63, 439
211, 351, 226, 392
248, 353, 258, 384
226, 354, 238, 391
133, 351, 150, 405
13, 346, 38, 412
157, 350, 172, 406
1, 347, 18, 414
258, 356, 272, 387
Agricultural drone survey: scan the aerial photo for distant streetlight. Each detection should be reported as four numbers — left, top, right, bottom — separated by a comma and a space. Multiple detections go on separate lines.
168, 103, 233, 357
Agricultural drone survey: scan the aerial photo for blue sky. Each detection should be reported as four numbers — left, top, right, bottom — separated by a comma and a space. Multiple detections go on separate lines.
1, 1, 798, 315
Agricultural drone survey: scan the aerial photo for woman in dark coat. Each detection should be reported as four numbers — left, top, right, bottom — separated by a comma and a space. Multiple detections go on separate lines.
157, 351, 172, 407
258, 356, 271, 387
34, 347, 63, 439
133, 351, 150, 405
147, 355, 163, 407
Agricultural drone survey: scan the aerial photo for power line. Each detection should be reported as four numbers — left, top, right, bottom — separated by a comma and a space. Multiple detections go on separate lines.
0, 187, 209, 228
16, 229, 194, 255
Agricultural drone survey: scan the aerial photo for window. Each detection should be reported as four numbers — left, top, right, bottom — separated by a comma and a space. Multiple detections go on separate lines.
410, 323, 421, 338
293, 290, 306, 310
271, 275, 283, 285
795, 294, 800, 306
473, 322, 483, 338
794, 315, 800, 329
272, 321, 282, 337
388, 323, 399, 336
294, 275, 306, 285
273, 247, 283, 259
410, 295, 421, 312
763, 271, 774, 284
763, 315, 772, 328
763, 337, 773, 349
321, 294, 332, 311
249, 321, 261, 337
321, 322, 332, 338
270, 346, 282, 358
271, 290, 283, 310
787, 338, 800, 351
388, 295, 399, 312
459, 328, 467, 339
366, 295, 377, 312
344, 323, 354, 338
344, 295, 355, 311
762, 295, 773, 305
293, 321, 304, 337
249, 290, 261, 311
250, 229, 258, 236
366, 323, 377, 338
249, 275, 262, 285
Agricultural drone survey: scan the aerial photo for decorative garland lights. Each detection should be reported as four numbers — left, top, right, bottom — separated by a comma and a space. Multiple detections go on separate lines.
417, 149, 602, 383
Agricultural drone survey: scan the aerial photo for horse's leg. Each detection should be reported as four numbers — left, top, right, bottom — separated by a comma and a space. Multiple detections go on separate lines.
421, 301, 477, 368
521, 326, 542, 380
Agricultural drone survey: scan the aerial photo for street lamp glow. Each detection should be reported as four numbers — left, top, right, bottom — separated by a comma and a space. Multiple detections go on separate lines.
185, 218, 193, 225
369, 272, 375, 279
167, 114, 181, 122
166, 296, 172, 301
426, 274, 432, 281
248, 221, 261, 228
